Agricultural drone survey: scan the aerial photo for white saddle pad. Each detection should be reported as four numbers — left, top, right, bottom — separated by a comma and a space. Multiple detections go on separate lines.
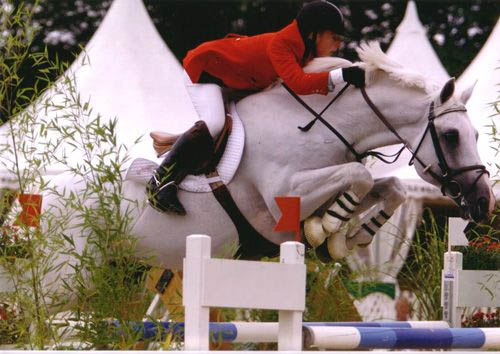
125, 102, 245, 193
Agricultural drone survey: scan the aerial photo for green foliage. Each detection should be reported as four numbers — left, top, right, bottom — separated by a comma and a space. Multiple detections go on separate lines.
398, 209, 446, 321
461, 235, 500, 271
0, 1, 150, 349
0, 1, 41, 122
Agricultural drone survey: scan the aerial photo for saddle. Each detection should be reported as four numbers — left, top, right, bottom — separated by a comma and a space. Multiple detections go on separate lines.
150, 104, 233, 168
148, 103, 279, 261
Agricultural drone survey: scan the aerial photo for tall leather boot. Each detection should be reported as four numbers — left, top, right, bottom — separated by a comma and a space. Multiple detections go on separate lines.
146, 120, 214, 214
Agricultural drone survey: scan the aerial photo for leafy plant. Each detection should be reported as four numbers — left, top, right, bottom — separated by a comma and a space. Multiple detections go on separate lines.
0, 1, 150, 349
398, 209, 446, 321
461, 235, 500, 271
462, 309, 499, 328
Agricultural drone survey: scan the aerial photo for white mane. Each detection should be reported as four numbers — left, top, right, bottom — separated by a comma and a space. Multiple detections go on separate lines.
302, 41, 441, 95
356, 41, 440, 94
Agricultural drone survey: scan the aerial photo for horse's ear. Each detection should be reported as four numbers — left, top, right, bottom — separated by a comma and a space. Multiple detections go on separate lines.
438, 77, 455, 105
459, 80, 477, 105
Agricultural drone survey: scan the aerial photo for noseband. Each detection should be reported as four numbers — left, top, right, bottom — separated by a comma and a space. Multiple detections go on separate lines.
405, 100, 488, 201
283, 83, 489, 205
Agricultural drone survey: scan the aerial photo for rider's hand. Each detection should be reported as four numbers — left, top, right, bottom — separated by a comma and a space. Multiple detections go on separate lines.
329, 66, 366, 89
341, 66, 365, 88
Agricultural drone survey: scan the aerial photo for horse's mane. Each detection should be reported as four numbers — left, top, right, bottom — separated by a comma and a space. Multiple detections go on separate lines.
301, 41, 441, 95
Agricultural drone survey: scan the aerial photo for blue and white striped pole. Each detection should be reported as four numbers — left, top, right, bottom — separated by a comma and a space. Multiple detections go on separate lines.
119, 320, 449, 342
303, 326, 500, 350
117, 321, 500, 349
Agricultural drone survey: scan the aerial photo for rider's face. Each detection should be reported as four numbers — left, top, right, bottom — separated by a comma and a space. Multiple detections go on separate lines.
314, 30, 342, 57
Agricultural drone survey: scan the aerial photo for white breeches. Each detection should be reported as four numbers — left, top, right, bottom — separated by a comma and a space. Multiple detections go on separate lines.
183, 70, 225, 138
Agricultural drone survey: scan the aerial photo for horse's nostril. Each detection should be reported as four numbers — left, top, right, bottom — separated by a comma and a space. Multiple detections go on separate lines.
476, 197, 488, 219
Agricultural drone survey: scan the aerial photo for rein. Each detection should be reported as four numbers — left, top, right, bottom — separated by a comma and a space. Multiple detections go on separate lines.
282, 83, 362, 160
282, 83, 405, 164
284, 82, 488, 201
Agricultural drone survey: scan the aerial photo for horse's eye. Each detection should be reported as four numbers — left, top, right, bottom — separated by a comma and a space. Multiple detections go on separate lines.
443, 130, 459, 146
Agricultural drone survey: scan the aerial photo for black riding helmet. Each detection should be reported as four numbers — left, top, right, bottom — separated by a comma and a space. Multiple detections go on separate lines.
296, 0, 345, 61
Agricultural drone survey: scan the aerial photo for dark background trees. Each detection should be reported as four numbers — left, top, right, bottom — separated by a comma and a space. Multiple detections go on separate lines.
2, 0, 499, 122
29, 0, 498, 76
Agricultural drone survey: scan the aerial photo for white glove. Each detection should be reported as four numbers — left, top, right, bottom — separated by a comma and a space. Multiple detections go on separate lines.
328, 68, 345, 86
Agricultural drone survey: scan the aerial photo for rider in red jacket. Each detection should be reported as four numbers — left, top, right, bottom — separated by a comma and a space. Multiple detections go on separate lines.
147, 0, 365, 214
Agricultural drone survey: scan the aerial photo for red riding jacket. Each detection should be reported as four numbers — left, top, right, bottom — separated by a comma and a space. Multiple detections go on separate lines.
183, 20, 329, 95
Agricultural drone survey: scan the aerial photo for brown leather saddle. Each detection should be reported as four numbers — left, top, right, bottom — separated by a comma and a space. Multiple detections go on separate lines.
150, 103, 233, 165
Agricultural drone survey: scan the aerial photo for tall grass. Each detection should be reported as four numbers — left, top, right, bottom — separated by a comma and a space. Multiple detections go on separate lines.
0, 2, 150, 349
398, 209, 446, 320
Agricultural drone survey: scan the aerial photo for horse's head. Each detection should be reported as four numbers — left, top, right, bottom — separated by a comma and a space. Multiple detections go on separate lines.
408, 77, 495, 222
351, 42, 495, 222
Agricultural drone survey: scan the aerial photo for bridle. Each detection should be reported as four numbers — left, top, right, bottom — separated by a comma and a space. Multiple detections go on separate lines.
283, 83, 489, 207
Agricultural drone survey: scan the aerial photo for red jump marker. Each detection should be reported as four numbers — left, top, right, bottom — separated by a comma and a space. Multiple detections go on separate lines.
15, 193, 42, 228
274, 196, 301, 242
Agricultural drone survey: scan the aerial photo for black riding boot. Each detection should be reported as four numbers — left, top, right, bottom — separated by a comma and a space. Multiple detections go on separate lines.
146, 120, 214, 214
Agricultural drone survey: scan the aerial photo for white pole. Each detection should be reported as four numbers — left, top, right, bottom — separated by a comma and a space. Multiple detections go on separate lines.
183, 235, 211, 350
278, 241, 305, 351
442, 251, 463, 328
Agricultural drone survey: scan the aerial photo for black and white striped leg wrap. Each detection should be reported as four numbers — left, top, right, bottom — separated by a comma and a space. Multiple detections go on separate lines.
323, 191, 360, 233
360, 209, 392, 238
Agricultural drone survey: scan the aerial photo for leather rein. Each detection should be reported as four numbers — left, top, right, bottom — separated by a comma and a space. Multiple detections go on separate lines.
283, 83, 488, 203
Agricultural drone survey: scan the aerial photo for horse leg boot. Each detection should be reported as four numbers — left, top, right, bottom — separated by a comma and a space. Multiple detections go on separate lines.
146, 120, 214, 214
344, 177, 406, 249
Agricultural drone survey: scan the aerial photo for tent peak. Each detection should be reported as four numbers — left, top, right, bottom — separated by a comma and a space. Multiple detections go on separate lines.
397, 1, 426, 35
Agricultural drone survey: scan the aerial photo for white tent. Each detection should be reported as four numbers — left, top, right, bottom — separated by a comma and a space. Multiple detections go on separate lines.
0, 0, 196, 185
385, 1, 449, 82
369, 0, 450, 185
458, 19, 500, 182
351, 1, 451, 321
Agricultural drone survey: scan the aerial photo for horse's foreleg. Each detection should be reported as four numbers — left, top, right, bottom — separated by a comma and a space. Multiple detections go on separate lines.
344, 176, 406, 249
288, 163, 373, 248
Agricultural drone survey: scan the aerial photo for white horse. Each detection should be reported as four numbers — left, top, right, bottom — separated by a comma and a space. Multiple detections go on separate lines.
37, 42, 495, 283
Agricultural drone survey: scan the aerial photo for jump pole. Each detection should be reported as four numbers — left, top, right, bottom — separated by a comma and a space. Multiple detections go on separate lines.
303, 326, 500, 350
121, 321, 499, 349
125, 320, 450, 341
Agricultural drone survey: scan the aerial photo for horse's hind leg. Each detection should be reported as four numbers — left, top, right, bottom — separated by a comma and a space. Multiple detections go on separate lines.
344, 176, 406, 250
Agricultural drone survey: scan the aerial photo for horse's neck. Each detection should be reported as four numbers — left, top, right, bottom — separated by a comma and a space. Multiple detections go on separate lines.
333, 78, 428, 152
236, 76, 428, 164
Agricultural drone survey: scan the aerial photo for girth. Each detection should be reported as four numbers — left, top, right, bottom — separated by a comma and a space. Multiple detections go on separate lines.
206, 170, 280, 260
205, 105, 280, 260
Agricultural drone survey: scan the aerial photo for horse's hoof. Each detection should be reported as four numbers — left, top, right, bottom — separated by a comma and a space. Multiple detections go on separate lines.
304, 216, 329, 247
322, 212, 344, 234
346, 227, 374, 250
327, 231, 348, 259
315, 241, 333, 263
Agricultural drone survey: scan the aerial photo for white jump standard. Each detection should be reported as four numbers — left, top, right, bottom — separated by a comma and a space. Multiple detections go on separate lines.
181, 234, 500, 351
183, 234, 306, 351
